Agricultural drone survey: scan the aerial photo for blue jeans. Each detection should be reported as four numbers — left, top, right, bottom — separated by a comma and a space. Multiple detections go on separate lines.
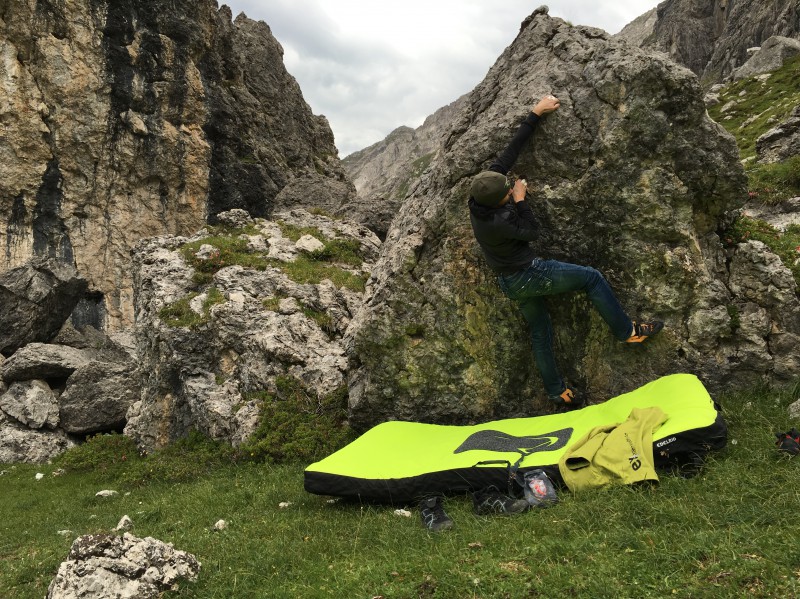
497, 259, 634, 398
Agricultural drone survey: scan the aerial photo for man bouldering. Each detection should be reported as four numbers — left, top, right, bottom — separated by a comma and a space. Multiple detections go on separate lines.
467, 94, 663, 410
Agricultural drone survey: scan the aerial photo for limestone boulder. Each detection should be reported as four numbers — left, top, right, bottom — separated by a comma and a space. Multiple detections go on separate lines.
51, 322, 136, 363
47, 533, 200, 599
0, 380, 60, 429
126, 209, 379, 450
756, 105, 800, 164
1, 343, 91, 384
343, 8, 798, 428
743, 197, 800, 232
0, 410, 74, 463
0, 259, 87, 356
731, 36, 800, 81
59, 362, 140, 435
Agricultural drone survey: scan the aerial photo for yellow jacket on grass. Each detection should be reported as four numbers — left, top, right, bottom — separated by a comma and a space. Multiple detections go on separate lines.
558, 407, 668, 492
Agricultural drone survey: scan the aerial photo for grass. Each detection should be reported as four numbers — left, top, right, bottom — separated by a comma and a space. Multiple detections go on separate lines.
707, 56, 800, 287
707, 55, 800, 162
707, 55, 800, 208
159, 287, 226, 328
2, 383, 800, 598
745, 155, 800, 205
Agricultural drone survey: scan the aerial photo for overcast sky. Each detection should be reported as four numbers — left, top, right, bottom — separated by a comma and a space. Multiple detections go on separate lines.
222, 1, 661, 157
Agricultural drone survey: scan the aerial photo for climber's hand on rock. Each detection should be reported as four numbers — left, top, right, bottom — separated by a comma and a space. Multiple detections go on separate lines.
533, 95, 560, 116
512, 178, 528, 203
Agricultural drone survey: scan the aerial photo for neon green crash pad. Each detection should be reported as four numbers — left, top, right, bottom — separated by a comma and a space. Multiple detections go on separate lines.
304, 373, 726, 502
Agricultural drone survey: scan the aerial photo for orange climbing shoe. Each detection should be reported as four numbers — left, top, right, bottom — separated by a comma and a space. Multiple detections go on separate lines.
549, 386, 583, 410
626, 320, 664, 343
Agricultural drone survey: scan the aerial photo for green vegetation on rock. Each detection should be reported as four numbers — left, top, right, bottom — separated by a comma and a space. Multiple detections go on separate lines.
238, 377, 353, 464
723, 217, 800, 285
708, 57, 800, 286
181, 235, 269, 286
180, 222, 368, 292
159, 287, 225, 328
707, 55, 800, 162
278, 255, 367, 291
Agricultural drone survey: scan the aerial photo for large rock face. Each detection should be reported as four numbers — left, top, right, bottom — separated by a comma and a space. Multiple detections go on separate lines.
345, 8, 799, 429
616, 0, 800, 84
341, 96, 468, 239
126, 209, 380, 450
0, 0, 354, 330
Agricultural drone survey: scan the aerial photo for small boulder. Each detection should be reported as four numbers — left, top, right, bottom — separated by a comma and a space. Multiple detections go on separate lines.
0, 259, 87, 356
0, 410, 74, 463
1, 343, 91, 384
114, 515, 134, 531
58, 362, 140, 435
0, 380, 60, 429
46, 532, 200, 599
295, 234, 325, 253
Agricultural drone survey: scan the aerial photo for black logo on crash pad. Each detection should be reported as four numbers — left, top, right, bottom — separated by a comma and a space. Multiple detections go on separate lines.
454, 428, 573, 456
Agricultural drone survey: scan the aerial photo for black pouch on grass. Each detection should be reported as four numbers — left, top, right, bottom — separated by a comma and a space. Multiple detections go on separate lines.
775, 428, 800, 456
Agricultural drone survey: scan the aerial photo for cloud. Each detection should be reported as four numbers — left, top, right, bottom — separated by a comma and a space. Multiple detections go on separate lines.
222, 0, 661, 156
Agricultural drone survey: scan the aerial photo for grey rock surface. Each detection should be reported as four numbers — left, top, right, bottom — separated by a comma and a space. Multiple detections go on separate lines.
614, 7, 658, 47
0, 0, 353, 331
46, 532, 200, 599
51, 323, 135, 363
623, 0, 799, 84
743, 197, 800, 231
341, 96, 469, 239
756, 105, 800, 164
59, 362, 140, 435
344, 8, 798, 428
125, 209, 379, 450
0, 259, 87, 356
1, 343, 91, 384
0, 409, 74, 463
0, 380, 60, 429
731, 36, 800, 81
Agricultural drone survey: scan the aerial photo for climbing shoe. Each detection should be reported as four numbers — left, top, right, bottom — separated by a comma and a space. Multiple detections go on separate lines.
626, 320, 664, 343
419, 496, 454, 531
472, 488, 529, 516
775, 429, 800, 457
548, 386, 583, 410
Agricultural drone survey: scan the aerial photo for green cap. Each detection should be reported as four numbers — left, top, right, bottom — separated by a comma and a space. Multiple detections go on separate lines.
470, 171, 511, 207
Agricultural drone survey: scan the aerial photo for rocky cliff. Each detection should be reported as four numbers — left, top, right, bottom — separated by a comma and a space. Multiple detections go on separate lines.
341, 96, 468, 239
345, 7, 800, 429
615, 0, 800, 84
0, 0, 354, 331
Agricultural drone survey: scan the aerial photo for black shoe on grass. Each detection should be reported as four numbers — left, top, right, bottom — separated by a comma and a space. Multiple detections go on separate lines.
472, 488, 529, 516
420, 496, 453, 531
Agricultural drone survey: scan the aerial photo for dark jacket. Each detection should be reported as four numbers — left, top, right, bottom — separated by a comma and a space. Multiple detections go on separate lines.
468, 112, 541, 274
